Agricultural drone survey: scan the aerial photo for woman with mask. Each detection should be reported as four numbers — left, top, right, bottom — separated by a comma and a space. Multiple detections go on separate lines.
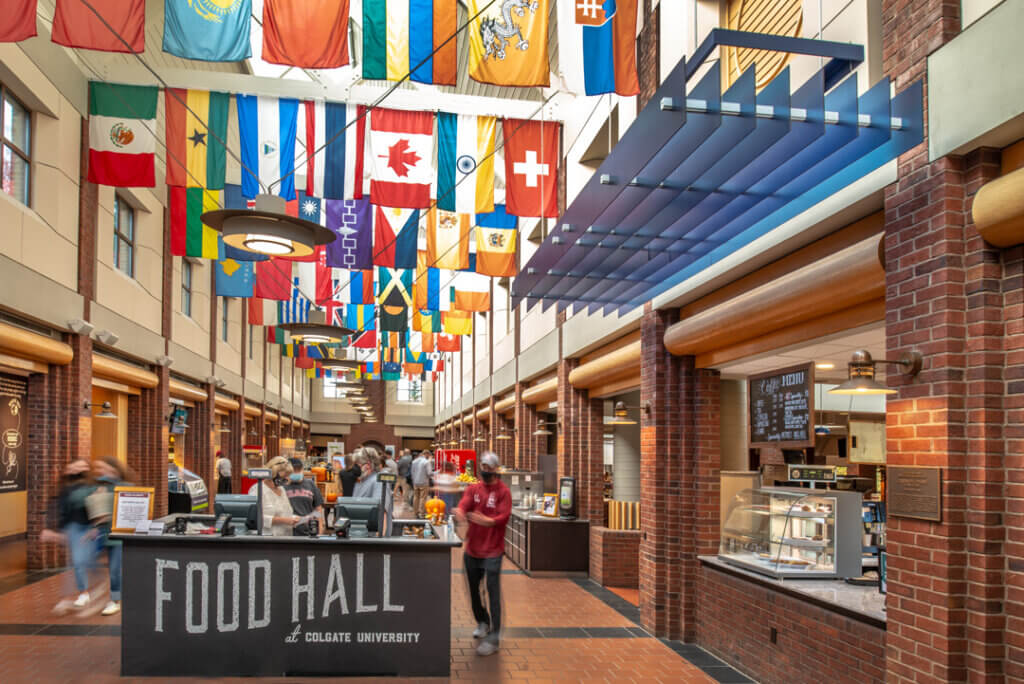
247, 456, 300, 536
40, 459, 98, 614
283, 457, 324, 535
89, 456, 136, 616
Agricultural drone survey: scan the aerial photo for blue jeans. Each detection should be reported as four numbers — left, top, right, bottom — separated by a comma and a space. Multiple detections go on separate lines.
99, 535, 122, 601
65, 521, 95, 593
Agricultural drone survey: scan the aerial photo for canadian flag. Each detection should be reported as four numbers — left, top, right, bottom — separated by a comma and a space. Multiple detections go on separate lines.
503, 118, 560, 218
370, 108, 434, 209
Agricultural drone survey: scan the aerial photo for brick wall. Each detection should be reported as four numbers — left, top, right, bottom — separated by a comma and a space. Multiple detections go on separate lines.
590, 527, 641, 588
127, 366, 169, 518
637, 0, 660, 111
697, 563, 886, 683
342, 381, 403, 450
77, 118, 96, 318
225, 403, 244, 492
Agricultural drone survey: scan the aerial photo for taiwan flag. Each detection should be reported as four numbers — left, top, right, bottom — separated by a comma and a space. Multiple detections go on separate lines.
369, 109, 434, 208
558, 0, 640, 96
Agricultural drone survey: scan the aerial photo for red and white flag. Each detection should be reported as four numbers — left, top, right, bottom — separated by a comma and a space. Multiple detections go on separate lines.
370, 108, 434, 209
503, 119, 560, 218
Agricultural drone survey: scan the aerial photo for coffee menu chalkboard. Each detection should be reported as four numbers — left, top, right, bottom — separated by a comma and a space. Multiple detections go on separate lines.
748, 363, 815, 449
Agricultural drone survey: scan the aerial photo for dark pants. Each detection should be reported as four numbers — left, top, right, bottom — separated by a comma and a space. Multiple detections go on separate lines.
464, 553, 502, 643
217, 477, 232, 494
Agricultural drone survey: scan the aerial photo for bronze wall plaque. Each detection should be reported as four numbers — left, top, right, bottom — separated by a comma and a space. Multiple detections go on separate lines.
887, 466, 942, 522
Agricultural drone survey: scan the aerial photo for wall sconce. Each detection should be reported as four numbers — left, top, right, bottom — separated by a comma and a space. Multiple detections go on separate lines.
84, 401, 117, 419
473, 433, 488, 443
828, 349, 923, 395
495, 427, 515, 441
532, 421, 554, 437
605, 401, 637, 425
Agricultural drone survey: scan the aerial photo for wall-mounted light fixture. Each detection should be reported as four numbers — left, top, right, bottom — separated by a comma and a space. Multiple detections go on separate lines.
604, 401, 637, 425
532, 421, 554, 437
828, 349, 922, 395
84, 401, 117, 419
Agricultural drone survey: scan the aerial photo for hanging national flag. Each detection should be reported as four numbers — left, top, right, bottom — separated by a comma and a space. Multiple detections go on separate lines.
377, 268, 413, 307
304, 101, 367, 199
380, 305, 409, 332
163, 0, 252, 62
382, 362, 402, 381
414, 309, 441, 334
426, 207, 469, 270
170, 187, 222, 259
325, 198, 374, 269
468, 0, 549, 87
442, 310, 473, 335
503, 118, 560, 218
294, 250, 332, 304
475, 204, 518, 277
415, 251, 440, 311
342, 269, 376, 305
287, 190, 323, 223
362, 0, 457, 85
248, 297, 279, 326
267, 326, 287, 344
280, 277, 311, 323
370, 109, 434, 208
558, 0, 640, 97
236, 94, 299, 199
453, 271, 490, 312
373, 207, 419, 268
262, 0, 350, 69
87, 82, 157, 187
345, 304, 376, 331
420, 331, 435, 353
436, 113, 496, 214
353, 330, 377, 349
165, 89, 229, 189
1, 0, 36, 42
53, 0, 145, 53
216, 258, 255, 298
254, 260, 292, 300
437, 333, 461, 352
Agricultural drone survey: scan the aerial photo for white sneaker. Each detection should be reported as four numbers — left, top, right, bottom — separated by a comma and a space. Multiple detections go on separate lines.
472, 622, 490, 639
72, 592, 90, 608
101, 601, 120, 616
476, 640, 499, 657
52, 599, 74, 615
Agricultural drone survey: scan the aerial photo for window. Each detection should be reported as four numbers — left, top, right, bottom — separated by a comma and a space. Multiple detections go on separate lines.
323, 376, 350, 399
1, 86, 30, 206
181, 260, 193, 317
248, 323, 254, 359
221, 297, 230, 341
397, 377, 423, 403
113, 195, 135, 276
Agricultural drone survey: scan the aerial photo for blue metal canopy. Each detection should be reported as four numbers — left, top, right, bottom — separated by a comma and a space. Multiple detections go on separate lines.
511, 30, 923, 315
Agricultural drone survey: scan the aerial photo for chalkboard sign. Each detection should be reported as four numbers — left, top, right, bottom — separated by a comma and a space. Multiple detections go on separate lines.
748, 363, 815, 449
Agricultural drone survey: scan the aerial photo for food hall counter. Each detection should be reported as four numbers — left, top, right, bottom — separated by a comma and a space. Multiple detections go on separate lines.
115, 518, 461, 678
504, 509, 589, 576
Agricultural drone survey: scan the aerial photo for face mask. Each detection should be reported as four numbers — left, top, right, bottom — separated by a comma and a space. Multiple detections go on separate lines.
97, 474, 116, 484
272, 476, 289, 487
289, 473, 303, 483
481, 471, 496, 483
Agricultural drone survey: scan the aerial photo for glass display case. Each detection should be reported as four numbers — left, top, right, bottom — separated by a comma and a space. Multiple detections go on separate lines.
720, 486, 863, 579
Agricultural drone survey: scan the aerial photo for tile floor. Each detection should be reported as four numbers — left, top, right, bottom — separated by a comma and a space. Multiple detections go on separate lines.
0, 522, 751, 683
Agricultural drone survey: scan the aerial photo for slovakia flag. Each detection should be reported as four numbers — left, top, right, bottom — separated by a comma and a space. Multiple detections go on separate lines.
559, 0, 640, 96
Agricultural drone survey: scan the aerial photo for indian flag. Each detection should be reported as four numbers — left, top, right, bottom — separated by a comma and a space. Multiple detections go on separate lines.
170, 187, 223, 259
437, 113, 496, 214
87, 82, 158, 187
362, 0, 457, 85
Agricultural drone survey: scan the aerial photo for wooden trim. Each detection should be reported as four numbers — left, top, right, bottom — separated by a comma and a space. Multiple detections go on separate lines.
214, 408, 229, 416
695, 299, 885, 368
91, 377, 141, 396
973, 165, 1024, 248
522, 377, 557, 405
281, 416, 292, 426
266, 412, 279, 422
0, 351, 48, 374
579, 330, 642, 365
243, 402, 262, 417
666, 235, 884, 357
93, 354, 159, 388
214, 394, 240, 411
680, 215, 883, 319
475, 407, 490, 422
0, 321, 73, 365
589, 376, 641, 399
169, 378, 208, 402
569, 340, 641, 389
494, 395, 515, 413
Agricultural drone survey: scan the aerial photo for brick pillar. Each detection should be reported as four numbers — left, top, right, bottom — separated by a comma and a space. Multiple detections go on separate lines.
226, 403, 244, 492
514, 383, 528, 469
128, 365, 169, 518
1007, 243, 1024, 681
637, 0, 660, 111
26, 333, 92, 570
266, 413, 279, 458
556, 358, 577, 482
580, 389, 605, 526
187, 385, 216, 492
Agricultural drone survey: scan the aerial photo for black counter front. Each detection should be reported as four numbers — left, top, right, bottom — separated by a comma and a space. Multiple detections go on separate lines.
117, 525, 460, 677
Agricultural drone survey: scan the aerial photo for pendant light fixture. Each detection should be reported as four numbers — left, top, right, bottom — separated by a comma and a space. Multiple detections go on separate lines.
84, 401, 117, 419
279, 310, 353, 345
604, 401, 637, 425
319, 358, 361, 371
828, 349, 922, 395
202, 194, 335, 258
532, 421, 554, 436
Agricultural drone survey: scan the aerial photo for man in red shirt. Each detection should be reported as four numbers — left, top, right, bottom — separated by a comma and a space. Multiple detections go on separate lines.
454, 451, 511, 657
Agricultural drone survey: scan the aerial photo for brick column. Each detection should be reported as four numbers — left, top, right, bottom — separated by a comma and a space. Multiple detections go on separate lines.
26, 333, 92, 570
579, 389, 605, 526
187, 385, 216, 492
265, 412, 279, 458
226, 403, 244, 492
128, 365, 169, 518
556, 358, 577, 482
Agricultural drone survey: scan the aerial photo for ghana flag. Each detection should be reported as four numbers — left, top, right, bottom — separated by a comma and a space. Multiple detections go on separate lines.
165, 88, 229, 189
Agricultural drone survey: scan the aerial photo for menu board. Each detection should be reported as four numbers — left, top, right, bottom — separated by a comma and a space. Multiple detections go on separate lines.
748, 363, 815, 449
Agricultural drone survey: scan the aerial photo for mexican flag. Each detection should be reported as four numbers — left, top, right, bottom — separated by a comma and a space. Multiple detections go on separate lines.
88, 82, 158, 187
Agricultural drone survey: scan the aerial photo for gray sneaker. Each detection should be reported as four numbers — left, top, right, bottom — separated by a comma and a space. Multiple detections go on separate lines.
472, 622, 489, 639
476, 640, 499, 657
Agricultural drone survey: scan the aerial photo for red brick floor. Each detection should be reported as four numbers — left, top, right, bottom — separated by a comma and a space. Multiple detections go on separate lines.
0, 547, 713, 683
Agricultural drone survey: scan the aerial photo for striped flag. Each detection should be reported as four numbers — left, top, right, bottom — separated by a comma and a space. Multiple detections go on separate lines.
373, 207, 419, 268
437, 113, 496, 214
362, 0, 457, 85
345, 304, 376, 331
426, 207, 469, 270
559, 0, 640, 96
475, 204, 518, 277
414, 250, 440, 311
452, 269, 490, 312
236, 94, 299, 199
442, 310, 473, 335
87, 82, 157, 187
247, 298, 279, 326
280, 276, 310, 323
304, 101, 367, 199
170, 187, 222, 259
342, 269, 376, 304
165, 89, 229, 189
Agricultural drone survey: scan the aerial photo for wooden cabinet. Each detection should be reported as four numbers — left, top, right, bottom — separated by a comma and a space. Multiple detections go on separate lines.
504, 511, 589, 575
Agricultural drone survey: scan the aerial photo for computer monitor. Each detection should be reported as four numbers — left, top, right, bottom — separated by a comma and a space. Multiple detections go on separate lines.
335, 498, 379, 532
214, 494, 258, 531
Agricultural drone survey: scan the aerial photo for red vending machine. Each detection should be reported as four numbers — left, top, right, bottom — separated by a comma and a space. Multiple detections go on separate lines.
436, 449, 477, 476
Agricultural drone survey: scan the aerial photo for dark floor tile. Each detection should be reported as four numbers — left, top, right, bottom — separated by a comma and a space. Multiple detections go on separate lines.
582, 627, 635, 638
699, 665, 755, 683
503, 626, 542, 638
36, 624, 102, 636
0, 624, 45, 635
538, 627, 588, 638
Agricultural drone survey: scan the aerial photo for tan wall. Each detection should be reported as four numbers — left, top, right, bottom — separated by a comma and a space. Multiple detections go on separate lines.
0, 492, 26, 538
246, 326, 264, 386
171, 258, 212, 353
215, 297, 243, 377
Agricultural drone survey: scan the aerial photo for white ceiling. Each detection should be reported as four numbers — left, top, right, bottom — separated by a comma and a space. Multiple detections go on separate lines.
713, 323, 886, 384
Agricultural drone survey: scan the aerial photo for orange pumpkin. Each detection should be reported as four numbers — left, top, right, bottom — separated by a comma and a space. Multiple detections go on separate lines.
326, 492, 338, 503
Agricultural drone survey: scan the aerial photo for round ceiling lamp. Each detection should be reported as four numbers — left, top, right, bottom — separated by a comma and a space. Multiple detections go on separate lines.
202, 194, 335, 258
319, 358, 361, 371
828, 349, 922, 395
279, 310, 353, 344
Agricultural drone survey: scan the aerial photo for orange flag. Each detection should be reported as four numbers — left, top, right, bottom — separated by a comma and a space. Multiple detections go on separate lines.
262, 0, 350, 69
52, 0, 145, 53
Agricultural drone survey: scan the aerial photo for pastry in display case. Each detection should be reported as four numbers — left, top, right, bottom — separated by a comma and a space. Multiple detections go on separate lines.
719, 486, 863, 579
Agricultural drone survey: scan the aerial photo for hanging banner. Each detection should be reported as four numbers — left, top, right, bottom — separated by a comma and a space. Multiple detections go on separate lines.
0, 374, 27, 493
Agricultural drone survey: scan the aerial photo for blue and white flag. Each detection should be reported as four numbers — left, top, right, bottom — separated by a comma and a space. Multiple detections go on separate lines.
280, 276, 310, 324
304, 100, 367, 200
163, 0, 252, 62
557, 0, 640, 97
237, 95, 299, 199
215, 257, 254, 297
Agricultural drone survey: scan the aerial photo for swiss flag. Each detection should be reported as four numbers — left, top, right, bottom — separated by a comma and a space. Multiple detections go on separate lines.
503, 119, 560, 218
370, 109, 434, 209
